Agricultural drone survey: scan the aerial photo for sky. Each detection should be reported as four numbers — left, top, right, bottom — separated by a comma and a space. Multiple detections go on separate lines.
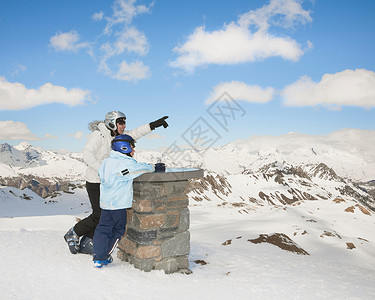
0, 0, 375, 152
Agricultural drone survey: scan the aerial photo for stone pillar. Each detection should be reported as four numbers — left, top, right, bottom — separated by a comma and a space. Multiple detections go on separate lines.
117, 169, 203, 274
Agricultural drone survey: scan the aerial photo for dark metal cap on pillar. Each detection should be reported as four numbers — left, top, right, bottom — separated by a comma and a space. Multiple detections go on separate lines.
134, 168, 204, 182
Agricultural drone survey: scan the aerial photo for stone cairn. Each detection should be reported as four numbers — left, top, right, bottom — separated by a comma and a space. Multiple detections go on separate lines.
117, 169, 203, 274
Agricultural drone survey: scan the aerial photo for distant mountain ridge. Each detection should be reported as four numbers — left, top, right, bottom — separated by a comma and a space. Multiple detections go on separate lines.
0, 142, 46, 168
135, 128, 375, 211
0, 129, 374, 210
0, 142, 86, 197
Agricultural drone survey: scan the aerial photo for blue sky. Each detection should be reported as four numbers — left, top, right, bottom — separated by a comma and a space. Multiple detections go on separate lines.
0, 0, 374, 152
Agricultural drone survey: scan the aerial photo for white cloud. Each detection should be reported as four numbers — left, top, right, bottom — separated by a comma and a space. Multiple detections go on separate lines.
49, 30, 90, 52
98, 27, 150, 82
49, 1, 152, 82
113, 60, 151, 82
237, 0, 312, 30
281, 69, 375, 109
69, 131, 84, 140
0, 77, 92, 110
100, 26, 149, 59
114, 27, 149, 55
103, 0, 153, 34
145, 133, 162, 140
44, 133, 58, 139
170, 0, 312, 72
0, 121, 39, 140
92, 11, 104, 21
97, 0, 153, 81
206, 81, 275, 104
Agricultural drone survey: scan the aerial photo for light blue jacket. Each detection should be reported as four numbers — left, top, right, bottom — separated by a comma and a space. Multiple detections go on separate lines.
98, 150, 154, 210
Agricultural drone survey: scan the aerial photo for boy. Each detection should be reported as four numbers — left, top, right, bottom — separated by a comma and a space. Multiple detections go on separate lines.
92, 134, 154, 268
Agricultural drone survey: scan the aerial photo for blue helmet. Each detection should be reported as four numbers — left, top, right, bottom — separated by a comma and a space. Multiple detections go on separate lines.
111, 134, 135, 154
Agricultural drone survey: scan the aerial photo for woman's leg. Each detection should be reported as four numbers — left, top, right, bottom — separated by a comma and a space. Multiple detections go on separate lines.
74, 182, 101, 239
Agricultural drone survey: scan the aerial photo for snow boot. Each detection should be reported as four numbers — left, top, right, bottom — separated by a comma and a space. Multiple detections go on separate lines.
79, 236, 93, 255
93, 255, 113, 269
64, 227, 80, 254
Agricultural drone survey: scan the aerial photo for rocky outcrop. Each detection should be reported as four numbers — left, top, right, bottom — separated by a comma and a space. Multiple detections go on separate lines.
248, 233, 309, 255
188, 161, 375, 213
357, 180, 375, 211
188, 173, 232, 202
0, 176, 83, 198
221, 233, 309, 255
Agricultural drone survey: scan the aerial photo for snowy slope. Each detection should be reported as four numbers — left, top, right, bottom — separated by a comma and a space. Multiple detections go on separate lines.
0, 186, 91, 218
0, 185, 374, 299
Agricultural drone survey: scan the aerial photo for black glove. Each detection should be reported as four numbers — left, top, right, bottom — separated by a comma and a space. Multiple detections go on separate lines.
150, 116, 169, 130
154, 163, 166, 173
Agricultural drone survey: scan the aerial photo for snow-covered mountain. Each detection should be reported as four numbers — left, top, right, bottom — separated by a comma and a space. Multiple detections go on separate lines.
138, 128, 375, 181
1, 129, 374, 210
136, 128, 375, 211
0, 142, 45, 168
0, 141, 85, 178
0, 142, 86, 197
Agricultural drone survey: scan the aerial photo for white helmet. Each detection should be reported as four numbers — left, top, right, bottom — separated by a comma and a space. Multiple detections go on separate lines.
104, 111, 126, 131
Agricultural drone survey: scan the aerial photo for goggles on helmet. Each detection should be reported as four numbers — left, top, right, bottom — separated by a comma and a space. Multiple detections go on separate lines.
112, 138, 135, 148
116, 117, 126, 125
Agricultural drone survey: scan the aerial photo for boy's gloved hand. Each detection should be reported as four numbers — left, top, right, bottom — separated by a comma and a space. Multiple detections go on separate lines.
154, 163, 166, 173
150, 116, 169, 130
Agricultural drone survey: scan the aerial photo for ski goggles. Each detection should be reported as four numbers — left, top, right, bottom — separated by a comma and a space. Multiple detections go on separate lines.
116, 117, 126, 125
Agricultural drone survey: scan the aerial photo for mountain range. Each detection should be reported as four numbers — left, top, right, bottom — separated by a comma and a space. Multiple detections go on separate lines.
0, 129, 374, 211
0, 142, 86, 197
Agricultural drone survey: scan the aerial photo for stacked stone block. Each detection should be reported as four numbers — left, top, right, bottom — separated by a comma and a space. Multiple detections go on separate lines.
117, 175, 194, 274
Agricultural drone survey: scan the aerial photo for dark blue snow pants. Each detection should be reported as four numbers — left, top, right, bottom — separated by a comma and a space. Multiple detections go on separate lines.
92, 208, 127, 261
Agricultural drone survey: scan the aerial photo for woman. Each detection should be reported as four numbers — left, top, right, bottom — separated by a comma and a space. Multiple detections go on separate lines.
64, 111, 168, 254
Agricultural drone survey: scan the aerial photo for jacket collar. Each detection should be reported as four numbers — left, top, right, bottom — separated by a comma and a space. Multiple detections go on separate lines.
97, 122, 112, 136
109, 150, 134, 160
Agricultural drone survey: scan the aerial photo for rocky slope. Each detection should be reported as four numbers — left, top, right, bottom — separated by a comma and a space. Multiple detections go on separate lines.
188, 161, 375, 212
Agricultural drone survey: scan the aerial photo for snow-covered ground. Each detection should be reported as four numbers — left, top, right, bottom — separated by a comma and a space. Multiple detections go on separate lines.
1, 186, 375, 299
